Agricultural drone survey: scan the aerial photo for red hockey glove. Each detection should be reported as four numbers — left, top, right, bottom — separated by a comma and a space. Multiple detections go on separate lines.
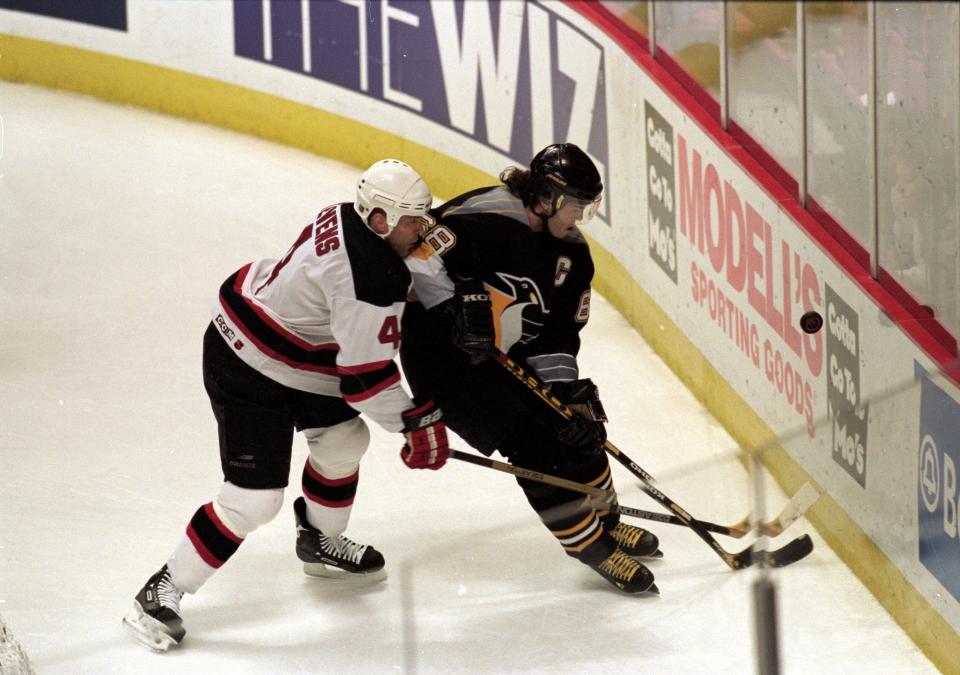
401, 401, 449, 470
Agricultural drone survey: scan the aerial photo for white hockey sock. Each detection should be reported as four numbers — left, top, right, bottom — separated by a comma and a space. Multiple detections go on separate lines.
167, 533, 216, 595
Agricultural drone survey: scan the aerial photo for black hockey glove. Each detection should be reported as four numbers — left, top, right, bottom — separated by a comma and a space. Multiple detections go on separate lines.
550, 379, 608, 455
451, 278, 496, 364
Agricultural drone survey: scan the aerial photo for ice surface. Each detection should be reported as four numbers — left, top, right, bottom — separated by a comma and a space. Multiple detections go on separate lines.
0, 82, 936, 674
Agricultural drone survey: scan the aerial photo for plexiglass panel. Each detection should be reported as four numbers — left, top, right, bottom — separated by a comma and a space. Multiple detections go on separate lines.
804, 2, 871, 248
653, 0, 722, 99
600, 1, 648, 39
877, 2, 960, 337
727, 2, 800, 186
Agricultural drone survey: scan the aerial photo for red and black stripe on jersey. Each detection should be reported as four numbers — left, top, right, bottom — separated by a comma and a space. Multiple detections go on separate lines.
219, 265, 339, 374
186, 503, 244, 569
302, 459, 359, 508
337, 360, 401, 403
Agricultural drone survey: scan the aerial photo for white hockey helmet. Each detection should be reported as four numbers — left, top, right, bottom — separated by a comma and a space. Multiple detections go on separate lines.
354, 159, 434, 236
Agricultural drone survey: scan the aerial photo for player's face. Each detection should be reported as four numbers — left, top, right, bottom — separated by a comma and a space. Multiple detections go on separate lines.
546, 194, 601, 238
386, 214, 432, 257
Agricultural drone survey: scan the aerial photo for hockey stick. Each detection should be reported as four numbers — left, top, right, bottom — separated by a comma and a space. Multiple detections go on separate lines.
449, 448, 613, 502
494, 353, 814, 569
629, 481, 819, 538
450, 449, 818, 539
750, 481, 820, 538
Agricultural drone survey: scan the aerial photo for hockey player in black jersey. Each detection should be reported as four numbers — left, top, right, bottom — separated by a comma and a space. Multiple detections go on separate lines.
124, 159, 450, 651
402, 144, 661, 595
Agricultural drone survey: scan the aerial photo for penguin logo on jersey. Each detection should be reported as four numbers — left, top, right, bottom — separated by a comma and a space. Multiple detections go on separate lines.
485, 273, 548, 352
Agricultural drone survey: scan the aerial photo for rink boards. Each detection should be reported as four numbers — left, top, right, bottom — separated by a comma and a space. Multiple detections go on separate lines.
0, 1, 957, 671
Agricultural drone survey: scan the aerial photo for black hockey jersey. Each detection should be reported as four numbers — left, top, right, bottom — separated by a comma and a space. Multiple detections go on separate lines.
212, 202, 414, 432
405, 185, 594, 383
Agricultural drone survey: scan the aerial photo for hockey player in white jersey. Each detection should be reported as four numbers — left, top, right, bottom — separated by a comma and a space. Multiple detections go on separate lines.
124, 159, 449, 652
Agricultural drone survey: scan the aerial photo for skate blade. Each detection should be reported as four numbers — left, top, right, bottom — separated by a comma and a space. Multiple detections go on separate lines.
122, 606, 181, 652
303, 561, 387, 582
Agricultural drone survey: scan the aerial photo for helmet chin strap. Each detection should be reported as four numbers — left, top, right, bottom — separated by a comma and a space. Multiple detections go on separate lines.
531, 194, 558, 233
540, 194, 567, 234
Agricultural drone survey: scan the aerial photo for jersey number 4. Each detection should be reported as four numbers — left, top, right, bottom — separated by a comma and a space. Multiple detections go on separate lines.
378, 315, 401, 348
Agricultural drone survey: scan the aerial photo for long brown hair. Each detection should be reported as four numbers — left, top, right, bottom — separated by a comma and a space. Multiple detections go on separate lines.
499, 166, 536, 207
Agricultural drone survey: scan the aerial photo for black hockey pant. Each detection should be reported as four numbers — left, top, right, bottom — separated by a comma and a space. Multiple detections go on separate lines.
401, 338, 619, 566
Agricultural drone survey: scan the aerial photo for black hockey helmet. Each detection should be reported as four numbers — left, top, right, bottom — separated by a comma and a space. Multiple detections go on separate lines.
528, 143, 603, 213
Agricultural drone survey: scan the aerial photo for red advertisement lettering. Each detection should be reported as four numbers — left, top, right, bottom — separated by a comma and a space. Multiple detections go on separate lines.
746, 203, 765, 317
676, 133, 825, 434
724, 180, 746, 293
678, 136, 705, 255
705, 163, 724, 274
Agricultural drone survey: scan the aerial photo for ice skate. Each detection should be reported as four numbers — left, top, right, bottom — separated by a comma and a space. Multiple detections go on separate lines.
293, 497, 385, 580
122, 565, 186, 651
591, 548, 659, 595
609, 522, 662, 558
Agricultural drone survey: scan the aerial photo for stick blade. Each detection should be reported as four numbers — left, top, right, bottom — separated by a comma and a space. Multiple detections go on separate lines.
762, 482, 820, 537
761, 534, 815, 568
730, 534, 815, 570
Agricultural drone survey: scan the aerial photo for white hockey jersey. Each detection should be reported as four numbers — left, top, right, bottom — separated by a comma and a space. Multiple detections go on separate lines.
211, 202, 413, 432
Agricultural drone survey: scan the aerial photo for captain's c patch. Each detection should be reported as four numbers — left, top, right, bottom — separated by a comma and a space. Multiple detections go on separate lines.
555, 256, 572, 286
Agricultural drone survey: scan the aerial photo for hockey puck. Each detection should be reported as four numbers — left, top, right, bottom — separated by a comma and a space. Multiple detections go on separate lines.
799, 310, 823, 334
